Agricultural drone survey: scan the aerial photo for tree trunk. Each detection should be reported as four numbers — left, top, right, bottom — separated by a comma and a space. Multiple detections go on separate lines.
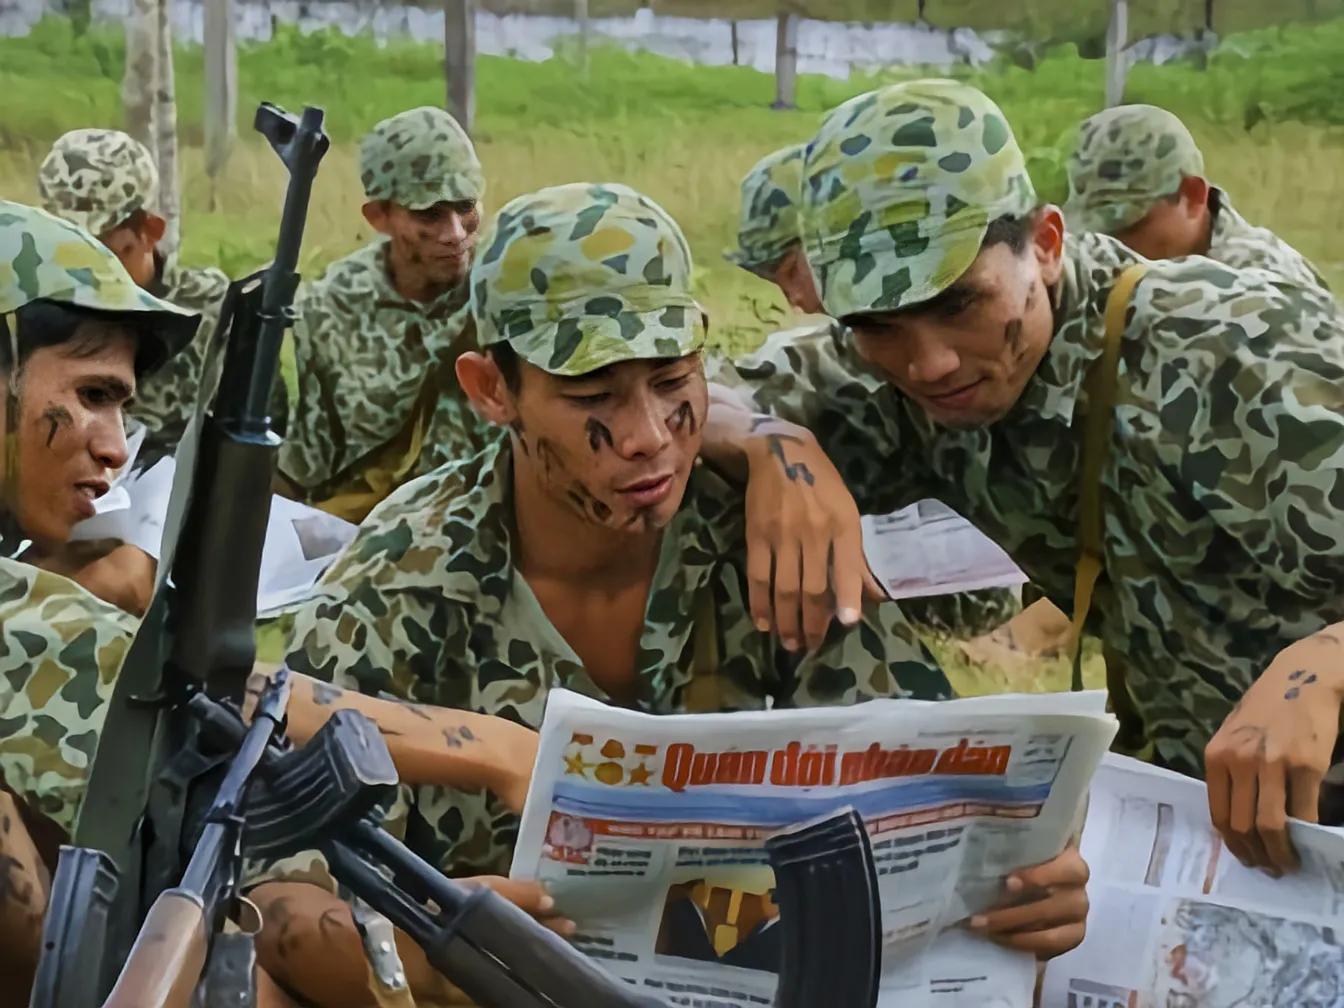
730, 20, 739, 65
154, 0, 181, 256
772, 10, 798, 110
204, 0, 237, 212
444, 0, 476, 135
917, 0, 927, 23
575, 0, 589, 73
122, 0, 156, 149
1204, 0, 1215, 32
1104, 0, 1128, 108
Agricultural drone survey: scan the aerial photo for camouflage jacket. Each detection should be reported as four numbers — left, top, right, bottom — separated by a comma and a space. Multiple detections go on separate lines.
278, 238, 495, 496
0, 557, 135, 834
131, 258, 229, 459
722, 231, 1344, 778
1209, 189, 1331, 294
285, 439, 951, 877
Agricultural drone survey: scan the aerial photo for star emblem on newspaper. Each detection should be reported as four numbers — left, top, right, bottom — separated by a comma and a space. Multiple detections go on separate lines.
564, 751, 592, 778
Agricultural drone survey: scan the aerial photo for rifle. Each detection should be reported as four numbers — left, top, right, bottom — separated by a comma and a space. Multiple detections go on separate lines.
27, 101, 886, 1008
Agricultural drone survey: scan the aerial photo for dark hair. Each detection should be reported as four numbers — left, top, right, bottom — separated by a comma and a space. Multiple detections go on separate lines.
981, 211, 1037, 255
489, 341, 523, 394
0, 300, 153, 375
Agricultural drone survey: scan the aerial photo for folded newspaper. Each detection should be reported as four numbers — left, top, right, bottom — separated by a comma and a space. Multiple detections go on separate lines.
1040, 753, 1344, 1008
511, 690, 1118, 1008
862, 500, 1027, 600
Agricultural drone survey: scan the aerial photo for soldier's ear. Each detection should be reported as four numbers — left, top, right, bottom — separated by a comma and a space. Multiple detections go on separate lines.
1032, 206, 1066, 286
361, 200, 391, 236
1177, 175, 1211, 217
456, 350, 516, 426
141, 212, 167, 245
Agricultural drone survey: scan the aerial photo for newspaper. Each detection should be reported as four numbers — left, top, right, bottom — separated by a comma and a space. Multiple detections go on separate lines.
511, 689, 1118, 1008
862, 500, 1028, 600
69, 454, 356, 614
1040, 754, 1344, 1008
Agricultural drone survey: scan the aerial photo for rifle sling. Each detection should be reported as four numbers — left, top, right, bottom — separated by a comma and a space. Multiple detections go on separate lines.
1069, 262, 1148, 691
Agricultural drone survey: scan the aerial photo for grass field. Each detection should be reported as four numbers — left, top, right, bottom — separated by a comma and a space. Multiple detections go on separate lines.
12, 15, 1262, 693
4, 16, 1344, 354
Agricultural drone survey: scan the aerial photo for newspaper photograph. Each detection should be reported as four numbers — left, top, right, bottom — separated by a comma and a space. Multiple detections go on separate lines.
511, 690, 1118, 1008
862, 500, 1028, 600
1040, 754, 1344, 1008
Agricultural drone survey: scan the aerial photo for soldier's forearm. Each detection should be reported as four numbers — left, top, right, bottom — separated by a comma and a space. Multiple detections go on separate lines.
0, 790, 50, 997
251, 882, 466, 1008
702, 382, 818, 483
257, 670, 537, 802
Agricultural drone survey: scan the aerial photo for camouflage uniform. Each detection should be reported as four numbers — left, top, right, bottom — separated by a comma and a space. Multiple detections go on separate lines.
721, 142, 1020, 638
38, 129, 230, 458
278, 107, 496, 507
286, 183, 952, 879
0, 200, 197, 832
1065, 104, 1329, 292
735, 79, 1344, 778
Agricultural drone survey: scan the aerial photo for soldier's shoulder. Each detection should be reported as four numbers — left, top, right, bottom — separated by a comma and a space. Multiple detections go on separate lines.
1137, 254, 1343, 356
304, 240, 387, 302
0, 557, 137, 663
164, 261, 230, 310
336, 441, 512, 601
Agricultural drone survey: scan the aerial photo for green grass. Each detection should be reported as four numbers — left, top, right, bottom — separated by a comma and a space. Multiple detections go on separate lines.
4, 14, 1344, 360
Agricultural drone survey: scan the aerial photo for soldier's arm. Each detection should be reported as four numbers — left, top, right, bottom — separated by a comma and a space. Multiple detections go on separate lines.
249, 668, 537, 814
701, 329, 917, 655
0, 789, 50, 998
275, 299, 341, 492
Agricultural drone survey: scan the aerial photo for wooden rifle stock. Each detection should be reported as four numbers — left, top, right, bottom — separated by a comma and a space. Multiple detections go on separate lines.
101, 888, 208, 1008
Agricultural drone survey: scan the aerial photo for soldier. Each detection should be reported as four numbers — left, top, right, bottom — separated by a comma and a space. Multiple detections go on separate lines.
696, 80, 1344, 868
724, 144, 1023, 643
0, 199, 197, 995
278, 106, 497, 523
0, 203, 551, 1006
38, 128, 232, 460
1065, 104, 1330, 291
256, 183, 1087, 1002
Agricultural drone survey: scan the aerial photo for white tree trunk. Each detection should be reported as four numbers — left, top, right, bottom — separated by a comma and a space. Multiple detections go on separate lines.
773, 11, 798, 110
444, 0, 475, 135
575, 0, 589, 73
122, 0, 156, 149
153, 0, 181, 256
204, 0, 237, 211
1104, 0, 1129, 108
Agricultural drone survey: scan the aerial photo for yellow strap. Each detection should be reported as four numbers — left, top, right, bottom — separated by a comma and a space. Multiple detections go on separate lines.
685, 584, 722, 713
311, 364, 445, 523
1069, 263, 1149, 690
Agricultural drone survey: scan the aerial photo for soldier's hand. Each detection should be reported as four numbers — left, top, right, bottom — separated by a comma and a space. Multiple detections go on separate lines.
1205, 625, 1344, 875
742, 417, 884, 653
460, 876, 577, 937
969, 843, 1089, 960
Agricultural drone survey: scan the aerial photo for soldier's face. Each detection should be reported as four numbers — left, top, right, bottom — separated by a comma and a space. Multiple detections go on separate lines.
773, 245, 824, 315
848, 210, 1064, 429
1, 328, 136, 547
100, 213, 166, 288
508, 355, 707, 535
370, 199, 481, 288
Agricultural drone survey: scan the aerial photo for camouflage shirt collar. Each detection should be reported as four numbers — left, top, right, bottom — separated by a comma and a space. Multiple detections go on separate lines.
1207, 187, 1246, 255
439, 438, 732, 623
1010, 232, 1141, 426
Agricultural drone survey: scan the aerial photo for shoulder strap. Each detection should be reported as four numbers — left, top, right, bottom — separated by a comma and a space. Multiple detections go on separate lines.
685, 583, 722, 713
1069, 263, 1148, 690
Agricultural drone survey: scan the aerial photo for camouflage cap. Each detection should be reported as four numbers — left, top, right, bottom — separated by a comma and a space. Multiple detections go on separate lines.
37, 128, 159, 238
471, 183, 706, 377
725, 144, 805, 275
0, 201, 197, 368
1064, 104, 1205, 235
800, 79, 1036, 318
360, 106, 485, 210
